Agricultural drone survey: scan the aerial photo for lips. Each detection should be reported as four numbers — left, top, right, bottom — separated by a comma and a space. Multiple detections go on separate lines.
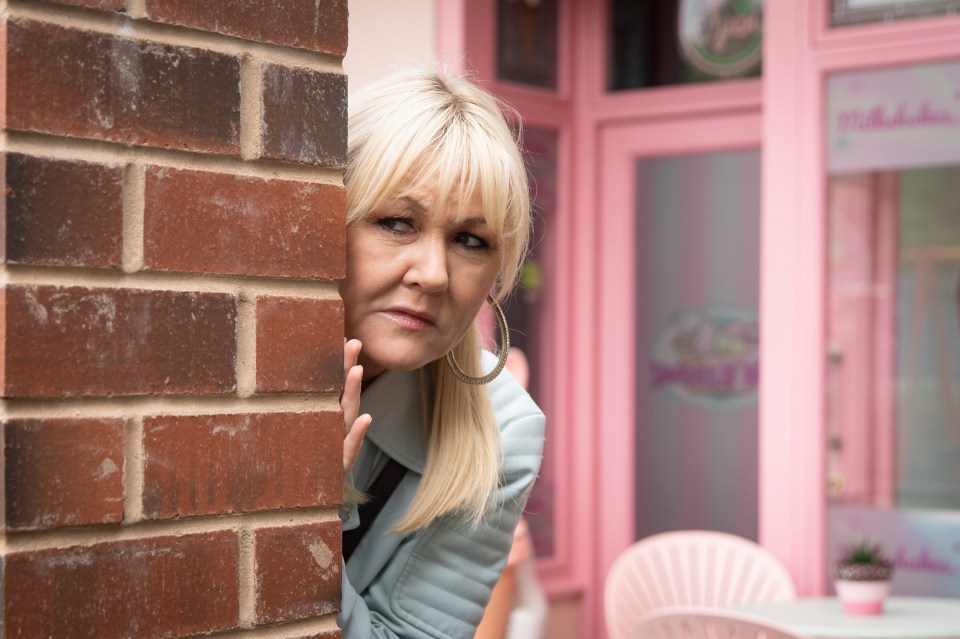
382, 307, 437, 330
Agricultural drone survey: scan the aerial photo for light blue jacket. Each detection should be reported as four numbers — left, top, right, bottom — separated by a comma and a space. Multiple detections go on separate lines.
338, 352, 546, 638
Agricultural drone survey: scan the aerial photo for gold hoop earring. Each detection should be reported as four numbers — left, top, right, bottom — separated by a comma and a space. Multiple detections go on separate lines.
446, 295, 510, 385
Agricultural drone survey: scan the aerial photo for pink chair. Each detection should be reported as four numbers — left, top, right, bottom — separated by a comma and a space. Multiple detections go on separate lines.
604, 530, 797, 639
636, 607, 814, 639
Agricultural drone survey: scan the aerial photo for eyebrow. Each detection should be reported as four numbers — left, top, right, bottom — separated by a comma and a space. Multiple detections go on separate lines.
400, 196, 429, 213
399, 196, 487, 227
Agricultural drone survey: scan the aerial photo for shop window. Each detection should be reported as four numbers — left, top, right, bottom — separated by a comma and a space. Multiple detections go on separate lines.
497, 0, 559, 89
825, 58, 960, 597
831, 0, 960, 27
608, 0, 762, 91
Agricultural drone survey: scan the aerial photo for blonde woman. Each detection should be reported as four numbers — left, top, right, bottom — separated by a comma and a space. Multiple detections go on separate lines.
338, 68, 545, 639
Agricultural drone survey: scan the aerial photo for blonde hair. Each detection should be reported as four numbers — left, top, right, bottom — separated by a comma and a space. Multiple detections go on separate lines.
346, 68, 532, 533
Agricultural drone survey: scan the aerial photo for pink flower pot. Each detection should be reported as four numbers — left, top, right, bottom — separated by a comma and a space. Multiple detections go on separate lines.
834, 579, 891, 615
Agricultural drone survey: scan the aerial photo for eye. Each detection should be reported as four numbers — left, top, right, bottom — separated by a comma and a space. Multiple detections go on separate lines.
377, 217, 414, 234
454, 232, 490, 250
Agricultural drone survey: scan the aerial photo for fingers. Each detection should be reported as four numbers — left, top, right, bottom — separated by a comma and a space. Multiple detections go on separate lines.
341, 338, 368, 476
343, 413, 372, 475
343, 338, 362, 379
341, 338, 363, 429
342, 363, 363, 430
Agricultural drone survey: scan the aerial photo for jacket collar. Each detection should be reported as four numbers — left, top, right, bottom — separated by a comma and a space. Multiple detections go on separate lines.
359, 368, 429, 474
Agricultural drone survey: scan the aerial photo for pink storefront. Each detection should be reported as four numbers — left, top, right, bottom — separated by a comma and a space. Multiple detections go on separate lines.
431, 2, 960, 637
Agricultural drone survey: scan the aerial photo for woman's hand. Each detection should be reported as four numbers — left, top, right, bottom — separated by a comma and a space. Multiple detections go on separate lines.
342, 338, 372, 476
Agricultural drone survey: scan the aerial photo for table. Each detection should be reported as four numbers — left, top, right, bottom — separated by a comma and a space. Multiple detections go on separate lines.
737, 597, 960, 638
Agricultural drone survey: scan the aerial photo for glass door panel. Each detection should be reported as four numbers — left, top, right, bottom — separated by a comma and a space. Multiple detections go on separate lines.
634, 150, 760, 540
825, 58, 960, 596
497, 0, 559, 89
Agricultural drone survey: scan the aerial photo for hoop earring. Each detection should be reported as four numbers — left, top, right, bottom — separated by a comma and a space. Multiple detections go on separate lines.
445, 295, 510, 385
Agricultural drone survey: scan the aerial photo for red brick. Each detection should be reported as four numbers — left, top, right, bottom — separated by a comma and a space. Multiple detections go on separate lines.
256, 297, 344, 393
4, 531, 239, 637
255, 521, 341, 624
143, 0, 347, 55
5, 19, 241, 153
4, 418, 124, 530
38, 0, 125, 10
142, 411, 341, 519
292, 632, 341, 639
2, 285, 237, 397
143, 167, 345, 278
260, 63, 346, 166
4, 153, 123, 268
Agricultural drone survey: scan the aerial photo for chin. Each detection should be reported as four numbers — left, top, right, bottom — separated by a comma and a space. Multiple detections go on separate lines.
381, 361, 436, 374
367, 349, 439, 374
357, 329, 452, 374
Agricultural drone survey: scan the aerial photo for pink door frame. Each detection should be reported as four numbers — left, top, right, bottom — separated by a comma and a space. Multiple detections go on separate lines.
435, 1, 960, 637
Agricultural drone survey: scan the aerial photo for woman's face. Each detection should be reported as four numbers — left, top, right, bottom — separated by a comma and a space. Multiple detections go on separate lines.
340, 177, 503, 381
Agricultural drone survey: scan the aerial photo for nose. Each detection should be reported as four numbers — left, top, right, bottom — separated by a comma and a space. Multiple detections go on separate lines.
403, 236, 449, 293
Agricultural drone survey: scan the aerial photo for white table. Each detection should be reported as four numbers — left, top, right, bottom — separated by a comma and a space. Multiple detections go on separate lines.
737, 597, 960, 638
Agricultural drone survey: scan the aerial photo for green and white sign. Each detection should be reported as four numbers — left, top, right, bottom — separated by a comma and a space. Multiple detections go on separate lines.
678, 0, 763, 78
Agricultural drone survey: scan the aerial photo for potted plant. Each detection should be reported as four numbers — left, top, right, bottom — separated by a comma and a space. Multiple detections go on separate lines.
834, 540, 894, 615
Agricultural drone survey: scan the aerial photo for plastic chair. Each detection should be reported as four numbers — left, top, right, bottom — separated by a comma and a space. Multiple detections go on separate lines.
604, 530, 797, 639
636, 607, 814, 639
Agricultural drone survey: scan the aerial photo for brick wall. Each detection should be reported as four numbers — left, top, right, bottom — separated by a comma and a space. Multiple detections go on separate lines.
1, 1, 348, 637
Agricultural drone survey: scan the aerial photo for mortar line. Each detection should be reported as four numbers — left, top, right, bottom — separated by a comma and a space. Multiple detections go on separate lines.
122, 162, 146, 273
240, 55, 264, 161
3, 393, 340, 419
123, 416, 145, 524
5, 264, 342, 297
6, 131, 344, 185
124, 0, 145, 19
236, 291, 258, 398
5, 507, 339, 553
238, 526, 256, 628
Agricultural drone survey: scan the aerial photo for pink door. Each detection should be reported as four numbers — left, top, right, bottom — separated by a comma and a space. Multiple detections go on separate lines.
596, 111, 762, 602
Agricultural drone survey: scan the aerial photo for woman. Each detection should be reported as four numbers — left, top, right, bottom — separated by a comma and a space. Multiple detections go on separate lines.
337, 68, 546, 639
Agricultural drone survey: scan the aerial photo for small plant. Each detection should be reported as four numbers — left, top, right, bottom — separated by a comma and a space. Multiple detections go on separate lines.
835, 541, 894, 582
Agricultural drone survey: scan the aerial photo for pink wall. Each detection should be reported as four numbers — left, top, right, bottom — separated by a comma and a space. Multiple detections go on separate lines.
344, 0, 437, 94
